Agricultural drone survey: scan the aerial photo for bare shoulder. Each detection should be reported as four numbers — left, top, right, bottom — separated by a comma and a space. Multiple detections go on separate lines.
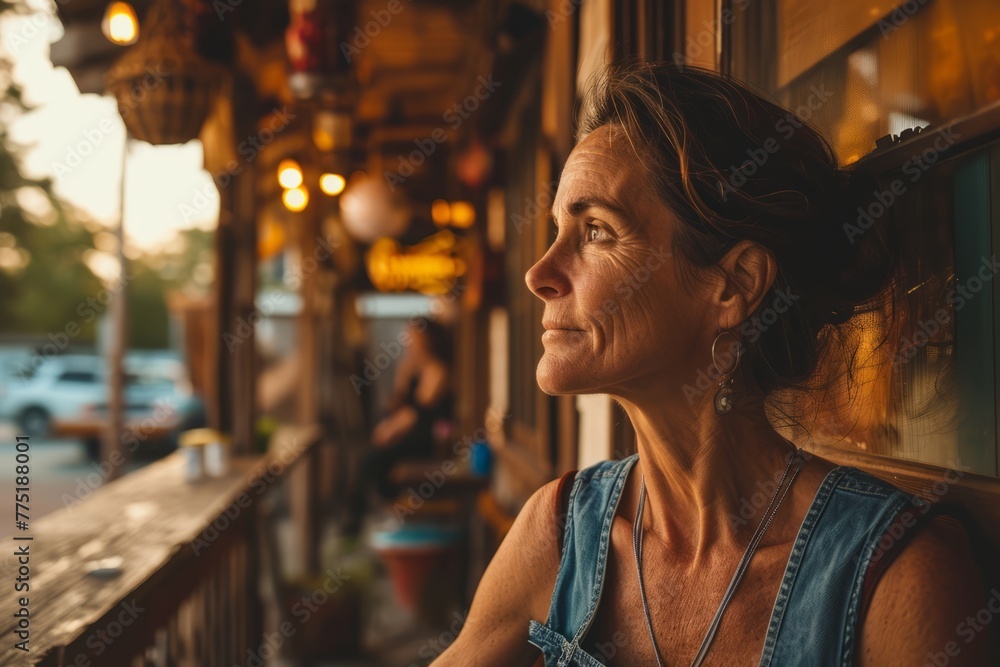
431, 477, 565, 666
858, 517, 993, 666
416, 361, 450, 404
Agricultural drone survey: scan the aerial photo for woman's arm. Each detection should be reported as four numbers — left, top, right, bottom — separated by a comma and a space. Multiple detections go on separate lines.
858, 519, 992, 666
385, 351, 416, 413
431, 477, 564, 666
371, 407, 418, 448
372, 364, 450, 448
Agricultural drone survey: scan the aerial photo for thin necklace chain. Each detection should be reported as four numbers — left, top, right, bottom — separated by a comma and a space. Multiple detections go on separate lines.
632, 448, 804, 667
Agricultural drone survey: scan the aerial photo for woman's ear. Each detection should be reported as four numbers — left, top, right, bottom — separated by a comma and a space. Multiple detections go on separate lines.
714, 241, 777, 329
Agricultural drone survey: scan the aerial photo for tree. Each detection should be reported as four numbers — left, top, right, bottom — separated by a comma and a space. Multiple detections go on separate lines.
0, 2, 216, 348
0, 0, 102, 339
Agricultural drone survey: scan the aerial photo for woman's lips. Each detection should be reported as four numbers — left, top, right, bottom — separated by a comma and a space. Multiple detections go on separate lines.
542, 328, 586, 343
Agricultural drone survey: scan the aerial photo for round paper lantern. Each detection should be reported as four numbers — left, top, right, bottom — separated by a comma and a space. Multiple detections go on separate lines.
339, 174, 411, 243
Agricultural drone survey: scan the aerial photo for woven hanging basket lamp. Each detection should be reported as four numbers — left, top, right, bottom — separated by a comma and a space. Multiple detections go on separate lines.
104, 0, 226, 145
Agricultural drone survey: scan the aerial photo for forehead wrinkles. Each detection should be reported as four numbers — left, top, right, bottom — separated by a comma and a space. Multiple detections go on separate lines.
554, 146, 640, 216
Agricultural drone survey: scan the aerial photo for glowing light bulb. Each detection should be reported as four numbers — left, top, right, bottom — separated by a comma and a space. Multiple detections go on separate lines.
319, 173, 346, 196
102, 2, 139, 45
277, 160, 303, 189
283, 186, 309, 212
449, 200, 475, 228
431, 199, 450, 227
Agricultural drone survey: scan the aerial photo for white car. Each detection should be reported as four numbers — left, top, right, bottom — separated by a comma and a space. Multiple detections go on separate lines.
0, 353, 205, 449
0, 354, 106, 437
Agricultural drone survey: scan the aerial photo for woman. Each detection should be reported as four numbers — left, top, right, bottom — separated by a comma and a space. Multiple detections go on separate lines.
345, 316, 454, 535
433, 63, 990, 665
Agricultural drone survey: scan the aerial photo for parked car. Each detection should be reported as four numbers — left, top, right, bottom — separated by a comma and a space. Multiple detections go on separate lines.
0, 352, 206, 460
0, 347, 42, 424
0, 354, 106, 437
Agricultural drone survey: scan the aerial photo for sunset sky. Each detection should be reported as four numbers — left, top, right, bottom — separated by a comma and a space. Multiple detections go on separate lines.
3, 0, 219, 251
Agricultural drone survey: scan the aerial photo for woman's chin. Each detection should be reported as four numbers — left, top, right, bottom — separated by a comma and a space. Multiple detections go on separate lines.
536, 360, 591, 396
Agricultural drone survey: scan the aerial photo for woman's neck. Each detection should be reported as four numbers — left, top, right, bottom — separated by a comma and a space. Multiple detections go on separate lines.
614, 388, 799, 564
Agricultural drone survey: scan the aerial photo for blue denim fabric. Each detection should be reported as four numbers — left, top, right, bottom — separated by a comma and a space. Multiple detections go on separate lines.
527, 454, 914, 666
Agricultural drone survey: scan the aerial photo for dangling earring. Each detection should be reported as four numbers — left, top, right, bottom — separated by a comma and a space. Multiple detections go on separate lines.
711, 330, 743, 415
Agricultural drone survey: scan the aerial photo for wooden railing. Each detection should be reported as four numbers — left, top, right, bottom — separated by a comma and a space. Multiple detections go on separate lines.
1, 424, 324, 667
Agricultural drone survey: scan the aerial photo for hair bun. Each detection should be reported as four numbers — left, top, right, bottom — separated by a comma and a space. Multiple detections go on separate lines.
819, 166, 897, 325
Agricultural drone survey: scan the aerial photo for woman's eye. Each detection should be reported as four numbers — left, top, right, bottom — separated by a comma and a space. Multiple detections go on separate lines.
586, 224, 610, 243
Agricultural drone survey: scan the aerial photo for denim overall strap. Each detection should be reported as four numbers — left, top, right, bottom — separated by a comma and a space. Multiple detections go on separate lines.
528, 454, 639, 666
758, 466, 914, 667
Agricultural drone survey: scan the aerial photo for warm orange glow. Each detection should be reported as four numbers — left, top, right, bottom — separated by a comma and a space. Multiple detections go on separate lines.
449, 200, 475, 228
413, 229, 456, 252
258, 219, 286, 259
365, 237, 468, 294
431, 199, 450, 226
313, 111, 352, 152
277, 159, 303, 189
102, 2, 139, 45
319, 173, 346, 196
313, 128, 334, 152
366, 231, 469, 294
282, 186, 309, 212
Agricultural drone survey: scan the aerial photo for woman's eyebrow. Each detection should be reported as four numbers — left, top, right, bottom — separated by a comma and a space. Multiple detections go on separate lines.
550, 196, 629, 221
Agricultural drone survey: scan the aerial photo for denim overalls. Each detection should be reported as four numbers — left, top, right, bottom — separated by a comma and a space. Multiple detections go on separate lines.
527, 454, 915, 666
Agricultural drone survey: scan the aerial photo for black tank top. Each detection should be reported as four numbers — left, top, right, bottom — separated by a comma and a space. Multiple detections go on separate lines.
403, 373, 453, 423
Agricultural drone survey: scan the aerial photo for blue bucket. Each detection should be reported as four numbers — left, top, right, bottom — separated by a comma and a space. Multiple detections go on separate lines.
371, 523, 462, 551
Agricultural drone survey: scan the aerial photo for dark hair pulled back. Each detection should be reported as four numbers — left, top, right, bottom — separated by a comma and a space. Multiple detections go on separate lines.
577, 61, 898, 402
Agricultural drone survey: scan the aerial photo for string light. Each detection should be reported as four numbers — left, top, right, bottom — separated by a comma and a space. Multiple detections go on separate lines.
101, 2, 139, 45
283, 186, 309, 212
431, 199, 450, 226
449, 200, 475, 228
319, 173, 346, 196
277, 159, 303, 189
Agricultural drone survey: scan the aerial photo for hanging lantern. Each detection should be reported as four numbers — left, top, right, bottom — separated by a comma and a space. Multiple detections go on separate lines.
105, 0, 226, 145
339, 173, 411, 244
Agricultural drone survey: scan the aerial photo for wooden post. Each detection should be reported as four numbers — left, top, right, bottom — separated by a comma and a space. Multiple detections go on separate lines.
291, 200, 323, 574
104, 138, 130, 480
213, 209, 235, 436
203, 81, 258, 456
296, 202, 322, 426
230, 162, 258, 457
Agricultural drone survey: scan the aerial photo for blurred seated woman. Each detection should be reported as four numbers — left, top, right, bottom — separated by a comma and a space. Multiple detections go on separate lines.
432, 62, 991, 666
345, 317, 454, 535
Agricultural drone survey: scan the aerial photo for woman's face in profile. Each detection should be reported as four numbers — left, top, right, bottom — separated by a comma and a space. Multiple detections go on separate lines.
525, 124, 713, 398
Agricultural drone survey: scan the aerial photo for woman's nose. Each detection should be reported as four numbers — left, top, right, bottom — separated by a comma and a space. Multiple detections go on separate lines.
525, 250, 569, 300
